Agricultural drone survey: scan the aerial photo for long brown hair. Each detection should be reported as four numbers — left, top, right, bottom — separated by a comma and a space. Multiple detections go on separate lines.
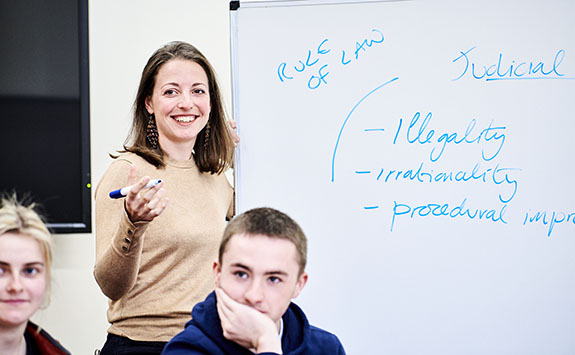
123, 41, 234, 174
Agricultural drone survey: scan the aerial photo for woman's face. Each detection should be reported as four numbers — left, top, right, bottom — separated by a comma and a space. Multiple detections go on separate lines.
0, 232, 47, 328
145, 59, 211, 155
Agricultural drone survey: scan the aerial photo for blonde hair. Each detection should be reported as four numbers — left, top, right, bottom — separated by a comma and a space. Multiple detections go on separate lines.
0, 195, 53, 302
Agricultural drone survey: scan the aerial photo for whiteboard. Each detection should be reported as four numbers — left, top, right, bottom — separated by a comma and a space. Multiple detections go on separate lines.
230, 1, 575, 354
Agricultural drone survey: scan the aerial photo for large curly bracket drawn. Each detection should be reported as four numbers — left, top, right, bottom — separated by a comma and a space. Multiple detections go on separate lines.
331, 77, 399, 182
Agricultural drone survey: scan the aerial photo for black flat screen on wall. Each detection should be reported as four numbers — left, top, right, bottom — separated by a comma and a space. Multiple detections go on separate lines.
0, 0, 91, 233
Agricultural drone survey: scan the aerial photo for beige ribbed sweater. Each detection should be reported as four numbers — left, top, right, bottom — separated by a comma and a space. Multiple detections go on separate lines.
94, 153, 233, 342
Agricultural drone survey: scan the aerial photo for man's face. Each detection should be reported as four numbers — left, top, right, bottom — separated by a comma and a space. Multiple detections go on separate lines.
214, 233, 308, 327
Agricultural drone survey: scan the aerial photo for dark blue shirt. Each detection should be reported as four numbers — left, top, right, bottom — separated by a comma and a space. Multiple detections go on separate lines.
163, 291, 345, 355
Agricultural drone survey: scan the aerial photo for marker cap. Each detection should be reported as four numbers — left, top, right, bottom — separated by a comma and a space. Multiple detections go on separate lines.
109, 189, 125, 199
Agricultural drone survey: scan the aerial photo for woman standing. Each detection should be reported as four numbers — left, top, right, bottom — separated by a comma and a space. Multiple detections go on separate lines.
0, 196, 70, 354
94, 41, 236, 354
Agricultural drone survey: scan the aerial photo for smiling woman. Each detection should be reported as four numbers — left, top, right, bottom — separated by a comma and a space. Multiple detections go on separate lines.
0, 195, 70, 355
144, 59, 212, 160
94, 41, 238, 355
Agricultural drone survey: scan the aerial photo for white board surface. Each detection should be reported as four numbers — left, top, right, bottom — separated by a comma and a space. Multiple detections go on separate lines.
231, 1, 575, 353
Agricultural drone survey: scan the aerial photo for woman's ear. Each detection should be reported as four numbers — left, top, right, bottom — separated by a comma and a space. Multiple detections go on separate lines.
145, 96, 154, 115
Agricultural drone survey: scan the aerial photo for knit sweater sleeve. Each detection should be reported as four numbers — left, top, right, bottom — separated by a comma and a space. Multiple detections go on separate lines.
93, 157, 150, 300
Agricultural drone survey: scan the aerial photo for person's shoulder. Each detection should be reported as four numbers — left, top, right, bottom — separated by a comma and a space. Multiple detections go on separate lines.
308, 325, 346, 354
162, 320, 220, 355
25, 321, 71, 355
101, 152, 141, 174
163, 321, 204, 353
114, 151, 149, 166
286, 303, 346, 354
108, 152, 155, 175
95, 152, 150, 195
163, 293, 223, 354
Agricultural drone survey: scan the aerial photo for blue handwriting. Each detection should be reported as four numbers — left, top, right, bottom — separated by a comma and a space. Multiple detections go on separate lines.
523, 209, 575, 237
391, 198, 508, 231
393, 112, 506, 162
452, 46, 574, 81
355, 161, 520, 203
341, 29, 384, 65
277, 38, 330, 89
277, 29, 385, 90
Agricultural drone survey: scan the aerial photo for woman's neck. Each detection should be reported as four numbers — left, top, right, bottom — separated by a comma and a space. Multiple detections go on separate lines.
159, 139, 196, 162
0, 322, 27, 355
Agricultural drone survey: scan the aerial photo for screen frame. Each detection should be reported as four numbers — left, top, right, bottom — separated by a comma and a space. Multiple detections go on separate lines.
44, 0, 92, 234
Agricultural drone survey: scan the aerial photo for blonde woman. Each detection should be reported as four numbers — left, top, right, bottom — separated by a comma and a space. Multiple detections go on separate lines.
0, 195, 69, 354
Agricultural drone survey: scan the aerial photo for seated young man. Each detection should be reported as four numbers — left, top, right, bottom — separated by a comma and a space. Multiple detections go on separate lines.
162, 207, 345, 354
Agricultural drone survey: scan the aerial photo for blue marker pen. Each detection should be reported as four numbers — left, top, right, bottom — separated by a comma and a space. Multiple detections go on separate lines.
109, 179, 162, 199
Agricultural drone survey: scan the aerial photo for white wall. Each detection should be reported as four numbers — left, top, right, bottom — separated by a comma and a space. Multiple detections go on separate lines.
32, 1, 232, 353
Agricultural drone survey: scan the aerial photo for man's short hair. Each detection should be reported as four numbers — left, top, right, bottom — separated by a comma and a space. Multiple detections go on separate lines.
219, 207, 307, 275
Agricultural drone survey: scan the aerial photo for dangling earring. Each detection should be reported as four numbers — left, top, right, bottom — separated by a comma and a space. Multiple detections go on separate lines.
203, 121, 211, 150
146, 115, 159, 149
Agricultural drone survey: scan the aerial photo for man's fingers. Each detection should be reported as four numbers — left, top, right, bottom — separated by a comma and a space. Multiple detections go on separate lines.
216, 288, 233, 315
